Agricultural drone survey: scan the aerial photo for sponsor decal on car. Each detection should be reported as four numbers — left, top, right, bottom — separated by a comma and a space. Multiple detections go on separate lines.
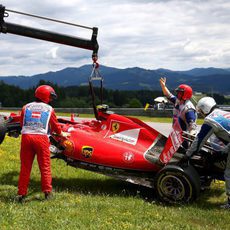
62, 139, 74, 154
109, 128, 140, 145
112, 122, 120, 132
101, 124, 107, 130
123, 152, 134, 163
159, 120, 183, 164
81, 146, 94, 158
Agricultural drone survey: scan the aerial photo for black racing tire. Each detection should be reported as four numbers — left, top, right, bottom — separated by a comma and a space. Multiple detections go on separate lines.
154, 165, 200, 204
0, 117, 7, 144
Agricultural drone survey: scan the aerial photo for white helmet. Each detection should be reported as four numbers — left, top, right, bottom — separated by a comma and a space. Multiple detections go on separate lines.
196, 97, 216, 115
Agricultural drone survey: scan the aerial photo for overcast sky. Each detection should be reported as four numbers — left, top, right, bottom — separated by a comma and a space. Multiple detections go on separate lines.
0, 0, 230, 76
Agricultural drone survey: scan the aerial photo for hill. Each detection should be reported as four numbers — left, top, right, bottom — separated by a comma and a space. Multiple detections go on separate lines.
0, 66, 229, 94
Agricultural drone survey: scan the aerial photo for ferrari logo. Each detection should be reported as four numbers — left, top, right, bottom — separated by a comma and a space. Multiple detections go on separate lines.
112, 122, 120, 132
82, 146, 93, 158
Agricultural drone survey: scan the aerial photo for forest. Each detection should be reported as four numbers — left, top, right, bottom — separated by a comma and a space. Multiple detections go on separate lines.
0, 80, 229, 108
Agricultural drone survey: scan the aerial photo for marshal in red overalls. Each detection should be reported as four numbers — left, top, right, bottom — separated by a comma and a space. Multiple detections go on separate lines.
18, 85, 64, 199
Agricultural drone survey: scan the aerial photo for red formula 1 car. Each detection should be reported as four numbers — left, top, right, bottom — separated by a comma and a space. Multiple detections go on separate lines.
0, 5, 227, 204
0, 105, 227, 204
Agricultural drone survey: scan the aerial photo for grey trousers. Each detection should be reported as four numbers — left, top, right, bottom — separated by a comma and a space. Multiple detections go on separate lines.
224, 143, 230, 196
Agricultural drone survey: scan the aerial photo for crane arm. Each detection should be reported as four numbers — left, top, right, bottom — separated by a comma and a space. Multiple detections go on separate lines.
0, 5, 99, 59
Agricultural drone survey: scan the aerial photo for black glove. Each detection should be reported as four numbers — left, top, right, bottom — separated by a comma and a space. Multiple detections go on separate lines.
179, 154, 190, 166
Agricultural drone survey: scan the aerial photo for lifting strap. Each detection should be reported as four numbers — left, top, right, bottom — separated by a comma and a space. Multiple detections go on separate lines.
89, 58, 103, 120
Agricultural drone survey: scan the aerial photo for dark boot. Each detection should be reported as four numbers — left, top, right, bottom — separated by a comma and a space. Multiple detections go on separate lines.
220, 197, 230, 209
44, 192, 53, 200
15, 195, 26, 203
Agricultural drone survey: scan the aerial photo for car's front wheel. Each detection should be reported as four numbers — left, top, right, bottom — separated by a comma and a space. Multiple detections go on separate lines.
154, 165, 200, 204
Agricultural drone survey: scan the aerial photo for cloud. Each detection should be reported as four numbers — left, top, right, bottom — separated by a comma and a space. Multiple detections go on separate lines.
0, 0, 229, 75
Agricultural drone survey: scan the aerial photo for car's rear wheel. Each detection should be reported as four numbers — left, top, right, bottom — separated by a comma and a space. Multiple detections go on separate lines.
0, 116, 7, 144
154, 165, 200, 204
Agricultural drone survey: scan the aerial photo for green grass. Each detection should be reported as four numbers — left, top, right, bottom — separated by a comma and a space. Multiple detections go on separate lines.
0, 136, 229, 229
1, 110, 205, 125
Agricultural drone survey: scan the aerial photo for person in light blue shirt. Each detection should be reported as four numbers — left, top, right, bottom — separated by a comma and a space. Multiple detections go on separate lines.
181, 97, 230, 209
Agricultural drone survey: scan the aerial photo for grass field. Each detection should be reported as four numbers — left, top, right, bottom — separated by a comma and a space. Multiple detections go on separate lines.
0, 114, 229, 229
0, 110, 205, 125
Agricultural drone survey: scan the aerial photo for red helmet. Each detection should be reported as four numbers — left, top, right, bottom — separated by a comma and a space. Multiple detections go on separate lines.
175, 84, 193, 100
35, 85, 57, 103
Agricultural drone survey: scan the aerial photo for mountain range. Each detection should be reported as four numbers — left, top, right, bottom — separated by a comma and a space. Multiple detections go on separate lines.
0, 65, 229, 94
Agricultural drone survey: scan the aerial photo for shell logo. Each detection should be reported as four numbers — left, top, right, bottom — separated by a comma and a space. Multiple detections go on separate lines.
62, 139, 74, 153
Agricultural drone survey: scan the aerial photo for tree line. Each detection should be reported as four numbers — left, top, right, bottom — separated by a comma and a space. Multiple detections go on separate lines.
0, 80, 229, 108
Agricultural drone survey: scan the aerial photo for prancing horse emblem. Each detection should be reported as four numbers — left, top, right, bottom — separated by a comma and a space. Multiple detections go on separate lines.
112, 122, 120, 132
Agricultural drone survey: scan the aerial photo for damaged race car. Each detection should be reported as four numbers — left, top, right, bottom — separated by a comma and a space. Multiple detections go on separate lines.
0, 95, 227, 204
0, 5, 227, 204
